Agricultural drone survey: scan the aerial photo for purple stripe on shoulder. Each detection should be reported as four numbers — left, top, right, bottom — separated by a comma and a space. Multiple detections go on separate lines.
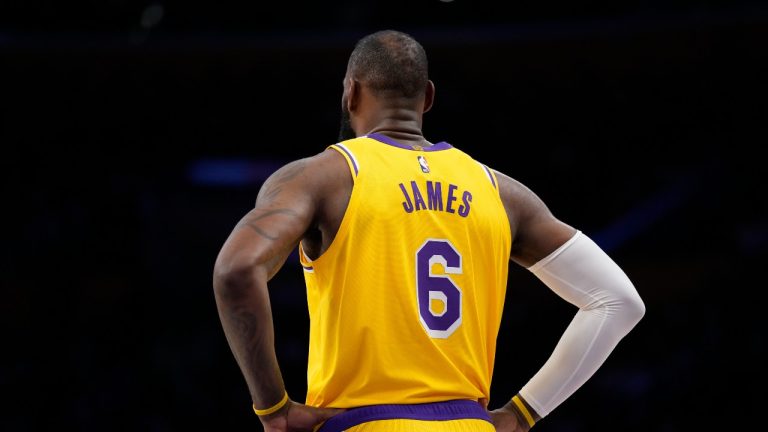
332, 144, 358, 176
318, 400, 491, 432
302, 265, 313, 271
366, 133, 453, 151
482, 164, 497, 189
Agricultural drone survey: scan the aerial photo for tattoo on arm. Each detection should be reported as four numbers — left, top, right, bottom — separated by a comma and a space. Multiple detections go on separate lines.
219, 293, 285, 407
237, 208, 299, 241
257, 160, 307, 203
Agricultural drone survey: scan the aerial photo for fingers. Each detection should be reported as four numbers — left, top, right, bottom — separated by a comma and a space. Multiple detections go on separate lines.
311, 408, 346, 421
316, 407, 346, 420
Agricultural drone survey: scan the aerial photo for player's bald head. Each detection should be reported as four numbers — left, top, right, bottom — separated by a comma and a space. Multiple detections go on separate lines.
346, 30, 429, 99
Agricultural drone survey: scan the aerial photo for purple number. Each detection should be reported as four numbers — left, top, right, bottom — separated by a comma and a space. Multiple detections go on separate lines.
416, 239, 462, 338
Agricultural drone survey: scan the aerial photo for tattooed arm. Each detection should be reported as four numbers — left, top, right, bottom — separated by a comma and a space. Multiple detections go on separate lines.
213, 149, 348, 431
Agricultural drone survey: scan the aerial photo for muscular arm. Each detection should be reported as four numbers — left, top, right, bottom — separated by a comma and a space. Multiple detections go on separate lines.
212, 157, 317, 410
496, 172, 577, 267
493, 170, 645, 426
212, 150, 348, 430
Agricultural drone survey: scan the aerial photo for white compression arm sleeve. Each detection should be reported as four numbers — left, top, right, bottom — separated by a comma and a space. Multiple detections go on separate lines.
519, 230, 645, 418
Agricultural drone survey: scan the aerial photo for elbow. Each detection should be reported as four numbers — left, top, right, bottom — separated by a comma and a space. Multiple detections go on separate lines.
626, 292, 646, 327
594, 286, 645, 335
213, 257, 259, 300
617, 288, 646, 330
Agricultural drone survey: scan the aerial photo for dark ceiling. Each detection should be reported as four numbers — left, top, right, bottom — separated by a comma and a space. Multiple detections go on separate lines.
1, 0, 766, 32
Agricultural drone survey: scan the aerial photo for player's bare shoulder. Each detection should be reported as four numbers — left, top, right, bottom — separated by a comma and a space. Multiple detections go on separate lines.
298, 147, 353, 203
311, 147, 354, 224
492, 168, 577, 266
491, 169, 549, 229
312, 146, 354, 188
256, 148, 350, 207
273, 147, 352, 260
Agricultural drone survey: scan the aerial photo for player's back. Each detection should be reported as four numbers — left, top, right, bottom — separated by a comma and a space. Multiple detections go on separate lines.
299, 133, 511, 408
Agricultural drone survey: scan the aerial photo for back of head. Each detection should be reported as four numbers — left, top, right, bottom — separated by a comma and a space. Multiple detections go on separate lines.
347, 30, 429, 99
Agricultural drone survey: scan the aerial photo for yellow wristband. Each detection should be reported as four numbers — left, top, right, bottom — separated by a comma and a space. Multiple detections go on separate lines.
511, 395, 536, 428
252, 391, 289, 416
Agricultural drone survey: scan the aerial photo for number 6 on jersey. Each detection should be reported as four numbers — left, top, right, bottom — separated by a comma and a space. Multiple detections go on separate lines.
416, 239, 462, 338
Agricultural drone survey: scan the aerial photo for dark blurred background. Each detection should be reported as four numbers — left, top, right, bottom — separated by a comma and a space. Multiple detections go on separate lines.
2, 0, 766, 431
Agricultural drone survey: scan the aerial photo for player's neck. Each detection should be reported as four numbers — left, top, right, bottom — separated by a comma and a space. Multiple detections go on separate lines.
365, 128, 431, 148
363, 110, 429, 148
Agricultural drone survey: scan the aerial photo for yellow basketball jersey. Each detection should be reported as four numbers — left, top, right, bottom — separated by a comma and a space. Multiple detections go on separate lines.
300, 133, 512, 408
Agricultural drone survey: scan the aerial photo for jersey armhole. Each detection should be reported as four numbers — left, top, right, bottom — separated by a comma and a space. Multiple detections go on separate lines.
479, 162, 499, 191
328, 143, 359, 181
297, 243, 315, 272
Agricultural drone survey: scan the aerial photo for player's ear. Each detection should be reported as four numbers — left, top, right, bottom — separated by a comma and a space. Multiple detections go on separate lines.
423, 80, 435, 113
347, 78, 360, 112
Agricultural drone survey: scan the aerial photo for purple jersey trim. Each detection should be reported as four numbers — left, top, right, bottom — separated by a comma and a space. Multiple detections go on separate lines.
482, 164, 497, 189
367, 133, 453, 151
332, 144, 359, 176
317, 400, 491, 432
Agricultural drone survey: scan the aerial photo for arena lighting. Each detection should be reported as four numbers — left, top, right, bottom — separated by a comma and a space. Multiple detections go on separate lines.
592, 173, 698, 253
140, 3, 164, 29
187, 158, 286, 186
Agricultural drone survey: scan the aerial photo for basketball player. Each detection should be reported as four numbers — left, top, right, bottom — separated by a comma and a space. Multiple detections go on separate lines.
213, 30, 645, 432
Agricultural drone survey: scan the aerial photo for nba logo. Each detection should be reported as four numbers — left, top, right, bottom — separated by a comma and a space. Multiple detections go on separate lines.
418, 155, 430, 173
